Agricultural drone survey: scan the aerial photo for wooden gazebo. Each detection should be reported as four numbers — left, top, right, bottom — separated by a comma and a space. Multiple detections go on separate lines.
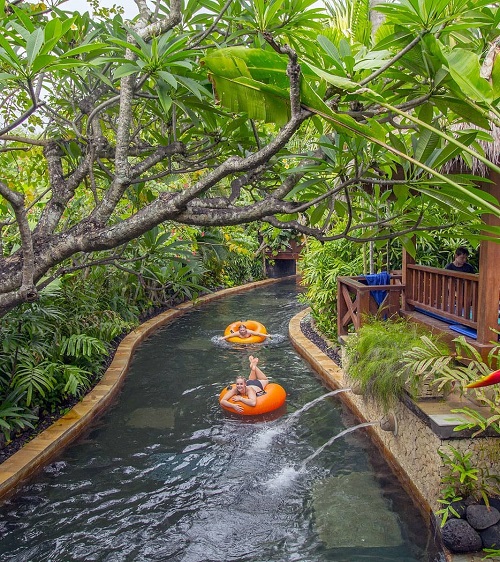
337, 162, 500, 362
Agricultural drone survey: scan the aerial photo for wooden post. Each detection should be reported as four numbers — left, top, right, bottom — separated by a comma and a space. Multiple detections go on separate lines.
337, 278, 348, 337
476, 172, 500, 345
358, 288, 371, 330
402, 245, 415, 312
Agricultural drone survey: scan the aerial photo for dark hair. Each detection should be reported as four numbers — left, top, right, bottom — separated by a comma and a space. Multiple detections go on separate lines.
455, 246, 470, 257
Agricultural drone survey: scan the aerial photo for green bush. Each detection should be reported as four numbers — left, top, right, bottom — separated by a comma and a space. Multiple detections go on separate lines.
344, 318, 449, 411
299, 236, 363, 340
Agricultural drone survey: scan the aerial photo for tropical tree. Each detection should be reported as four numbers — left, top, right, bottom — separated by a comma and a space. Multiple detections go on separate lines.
0, 0, 499, 318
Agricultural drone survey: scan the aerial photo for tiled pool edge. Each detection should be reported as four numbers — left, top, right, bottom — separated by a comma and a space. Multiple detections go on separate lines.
0, 277, 286, 502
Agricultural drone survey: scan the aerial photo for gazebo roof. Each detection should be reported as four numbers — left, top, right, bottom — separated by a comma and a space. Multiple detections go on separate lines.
445, 121, 500, 175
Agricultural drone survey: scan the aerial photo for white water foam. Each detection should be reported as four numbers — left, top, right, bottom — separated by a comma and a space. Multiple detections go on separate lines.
264, 465, 302, 491
248, 426, 283, 452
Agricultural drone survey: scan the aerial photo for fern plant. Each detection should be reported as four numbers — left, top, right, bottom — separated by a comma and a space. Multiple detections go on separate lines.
400, 335, 456, 398
0, 389, 38, 442
402, 335, 500, 436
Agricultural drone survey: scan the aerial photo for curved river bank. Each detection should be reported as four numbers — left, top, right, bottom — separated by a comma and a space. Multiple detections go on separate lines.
0, 279, 443, 561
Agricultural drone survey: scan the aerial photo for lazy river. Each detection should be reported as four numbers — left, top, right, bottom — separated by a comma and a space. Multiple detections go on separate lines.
0, 279, 443, 561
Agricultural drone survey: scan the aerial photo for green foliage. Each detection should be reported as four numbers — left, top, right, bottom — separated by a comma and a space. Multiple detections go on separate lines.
0, 389, 37, 442
260, 224, 304, 255
206, 38, 500, 219
215, 227, 263, 287
324, 0, 372, 46
439, 446, 480, 499
1, 0, 499, 320
224, 0, 327, 59
482, 548, 500, 560
60, 334, 108, 359
11, 359, 57, 407
400, 335, 456, 397
435, 493, 464, 528
299, 235, 363, 339
402, 335, 500, 436
0, 279, 132, 439
344, 318, 446, 411
436, 445, 499, 526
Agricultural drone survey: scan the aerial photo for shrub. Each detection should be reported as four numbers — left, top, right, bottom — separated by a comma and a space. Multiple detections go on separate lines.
344, 318, 449, 411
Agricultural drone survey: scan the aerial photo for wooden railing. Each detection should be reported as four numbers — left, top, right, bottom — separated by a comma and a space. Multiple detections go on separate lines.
404, 265, 479, 329
337, 274, 403, 336
337, 266, 500, 352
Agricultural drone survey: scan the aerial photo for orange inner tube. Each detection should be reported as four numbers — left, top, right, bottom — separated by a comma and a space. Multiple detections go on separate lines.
219, 382, 286, 416
224, 320, 267, 344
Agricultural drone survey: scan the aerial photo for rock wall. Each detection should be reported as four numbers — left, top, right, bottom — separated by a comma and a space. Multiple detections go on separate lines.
345, 389, 443, 512
340, 355, 500, 514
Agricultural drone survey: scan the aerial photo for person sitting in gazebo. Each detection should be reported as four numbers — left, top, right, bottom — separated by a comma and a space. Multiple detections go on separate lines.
445, 247, 475, 274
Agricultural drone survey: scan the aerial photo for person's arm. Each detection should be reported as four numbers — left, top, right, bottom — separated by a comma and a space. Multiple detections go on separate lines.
232, 387, 258, 407
220, 387, 244, 413
246, 329, 270, 338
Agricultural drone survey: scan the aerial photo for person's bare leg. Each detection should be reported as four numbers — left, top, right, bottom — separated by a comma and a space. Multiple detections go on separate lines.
248, 356, 269, 388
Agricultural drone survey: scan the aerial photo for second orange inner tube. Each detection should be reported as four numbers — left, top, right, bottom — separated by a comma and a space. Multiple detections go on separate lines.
224, 320, 267, 344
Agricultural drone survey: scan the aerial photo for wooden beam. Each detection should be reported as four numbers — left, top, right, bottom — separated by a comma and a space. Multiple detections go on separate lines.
476, 171, 500, 345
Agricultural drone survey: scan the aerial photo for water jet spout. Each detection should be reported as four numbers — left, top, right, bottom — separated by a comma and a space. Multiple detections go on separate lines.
283, 388, 351, 428
299, 422, 377, 470
379, 413, 398, 436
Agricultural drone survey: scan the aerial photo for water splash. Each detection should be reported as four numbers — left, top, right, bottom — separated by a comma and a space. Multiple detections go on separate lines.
246, 389, 354, 454
300, 422, 378, 470
248, 426, 283, 452
211, 334, 286, 349
283, 388, 351, 428
265, 333, 287, 345
263, 466, 302, 490
210, 335, 234, 349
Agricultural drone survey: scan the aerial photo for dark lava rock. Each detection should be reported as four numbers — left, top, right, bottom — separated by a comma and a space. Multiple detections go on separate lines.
480, 523, 500, 549
481, 497, 500, 513
300, 317, 341, 365
490, 497, 500, 512
467, 504, 500, 530
442, 519, 483, 553
448, 499, 468, 519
